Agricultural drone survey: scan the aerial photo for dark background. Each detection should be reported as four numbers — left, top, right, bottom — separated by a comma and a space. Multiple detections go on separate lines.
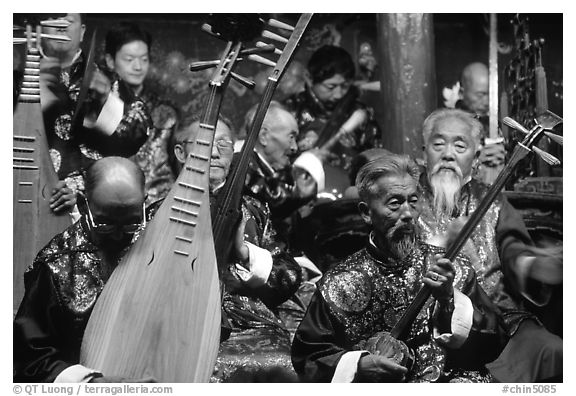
14, 13, 563, 145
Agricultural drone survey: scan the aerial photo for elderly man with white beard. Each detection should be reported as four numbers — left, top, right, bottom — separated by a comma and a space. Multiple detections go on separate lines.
416, 108, 562, 382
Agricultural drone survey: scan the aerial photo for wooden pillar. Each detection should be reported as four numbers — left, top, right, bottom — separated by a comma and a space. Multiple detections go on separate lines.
377, 14, 436, 160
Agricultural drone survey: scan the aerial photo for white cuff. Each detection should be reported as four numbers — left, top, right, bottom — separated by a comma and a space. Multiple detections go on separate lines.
331, 350, 367, 383
294, 256, 322, 283
234, 242, 273, 288
433, 289, 472, 348
54, 364, 101, 383
89, 92, 124, 136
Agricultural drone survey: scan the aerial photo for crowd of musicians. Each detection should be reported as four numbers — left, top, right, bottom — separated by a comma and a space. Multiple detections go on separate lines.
13, 14, 563, 383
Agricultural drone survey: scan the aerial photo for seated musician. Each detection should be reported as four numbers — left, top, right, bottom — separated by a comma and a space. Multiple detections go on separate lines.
454, 62, 506, 179
291, 153, 506, 382
283, 45, 382, 197
171, 116, 303, 382
13, 157, 154, 383
40, 13, 151, 213
416, 108, 563, 382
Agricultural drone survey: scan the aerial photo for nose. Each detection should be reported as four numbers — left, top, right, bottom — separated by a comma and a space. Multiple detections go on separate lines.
399, 201, 414, 222
441, 144, 456, 161
332, 86, 345, 100
133, 59, 142, 71
211, 144, 221, 158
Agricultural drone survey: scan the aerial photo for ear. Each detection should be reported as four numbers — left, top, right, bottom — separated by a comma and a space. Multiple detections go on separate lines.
80, 24, 86, 43
458, 84, 464, 100
174, 144, 187, 165
358, 201, 372, 226
258, 128, 269, 147
105, 54, 115, 71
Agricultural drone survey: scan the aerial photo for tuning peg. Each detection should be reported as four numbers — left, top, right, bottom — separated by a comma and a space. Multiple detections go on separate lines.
31, 32, 71, 41
502, 117, 530, 134
543, 131, 563, 146
231, 72, 255, 89
267, 18, 294, 31
189, 60, 220, 72
40, 19, 71, 29
532, 146, 561, 166
262, 30, 289, 44
256, 41, 282, 56
247, 54, 276, 67
240, 44, 276, 57
201, 23, 224, 40
14, 25, 24, 31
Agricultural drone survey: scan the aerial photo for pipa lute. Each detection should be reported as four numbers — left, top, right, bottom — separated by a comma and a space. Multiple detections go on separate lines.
213, 14, 313, 272
13, 21, 72, 313
80, 15, 266, 382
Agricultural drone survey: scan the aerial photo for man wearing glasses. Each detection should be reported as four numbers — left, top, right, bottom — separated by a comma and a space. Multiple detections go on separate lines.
14, 157, 152, 383
171, 116, 303, 382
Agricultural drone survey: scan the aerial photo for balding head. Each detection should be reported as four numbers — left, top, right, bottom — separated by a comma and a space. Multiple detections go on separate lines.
244, 101, 298, 169
84, 157, 146, 253
459, 62, 489, 116
85, 156, 145, 204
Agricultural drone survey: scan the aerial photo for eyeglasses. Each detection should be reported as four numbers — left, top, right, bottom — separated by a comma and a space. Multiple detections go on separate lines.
85, 201, 147, 235
182, 139, 234, 152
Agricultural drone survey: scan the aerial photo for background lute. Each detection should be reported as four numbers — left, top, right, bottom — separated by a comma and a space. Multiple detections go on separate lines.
80, 15, 265, 382
13, 19, 73, 313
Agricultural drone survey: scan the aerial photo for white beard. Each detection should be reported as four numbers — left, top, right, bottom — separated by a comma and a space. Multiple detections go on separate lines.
429, 164, 463, 219
386, 222, 418, 260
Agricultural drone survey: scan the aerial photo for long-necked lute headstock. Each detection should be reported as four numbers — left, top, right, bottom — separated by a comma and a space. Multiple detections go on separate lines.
211, 14, 313, 270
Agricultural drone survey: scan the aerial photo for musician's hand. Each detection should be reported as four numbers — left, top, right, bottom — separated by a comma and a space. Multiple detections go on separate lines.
298, 130, 319, 152
356, 353, 408, 382
479, 142, 506, 167
233, 213, 250, 265
89, 68, 112, 107
423, 254, 455, 302
49, 180, 76, 213
337, 128, 356, 148
519, 244, 563, 285
90, 375, 156, 383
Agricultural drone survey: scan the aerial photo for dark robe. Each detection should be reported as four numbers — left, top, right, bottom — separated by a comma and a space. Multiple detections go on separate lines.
292, 238, 506, 383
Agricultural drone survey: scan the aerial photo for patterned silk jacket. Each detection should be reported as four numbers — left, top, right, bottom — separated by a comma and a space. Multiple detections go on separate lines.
13, 217, 138, 382
417, 172, 537, 335
292, 238, 505, 383
283, 85, 381, 175
41, 53, 151, 193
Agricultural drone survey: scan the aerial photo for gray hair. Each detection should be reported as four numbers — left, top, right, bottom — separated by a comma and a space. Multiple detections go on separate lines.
242, 100, 289, 138
422, 108, 483, 148
356, 153, 420, 202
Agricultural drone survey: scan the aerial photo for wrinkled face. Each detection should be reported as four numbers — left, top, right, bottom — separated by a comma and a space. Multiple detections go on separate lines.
263, 110, 298, 169
178, 121, 234, 190
87, 182, 145, 254
359, 174, 420, 256
311, 73, 352, 110
424, 117, 478, 182
207, 122, 234, 188
107, 40, 150, 91
462, 74, 489, 116
43, 13, 85, 59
